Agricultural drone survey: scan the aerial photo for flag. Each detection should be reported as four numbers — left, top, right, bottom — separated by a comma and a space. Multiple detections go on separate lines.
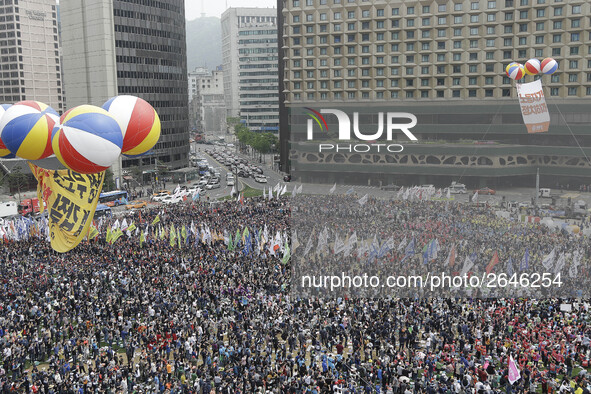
303, 234, 314, 256
471, 191, 478, 203
343, 231, 357, 257
396, 187, 404, 199
151, 215, 160, 226
519, 248, 529, 271
358, 194, 368, 206
446, 188, 451, 199
553, 252, 566, 274
231, 185, 236, 197
192, 188, 200, 201
485, 251, 499, 275
401, 238, 415, 263
333, 233, 346, 254
460, 255, 474, 276
541, 247, 556, 270
181, 225, 187, 242
506, 257, 514, 277
88, 225, 99, 240
397, 236, 407, 252
280, 184, 287, 196
282, 242, 290, 264
106, 227, 112, 243
345, 187, 355, 195
378, 236, 395, 258
329, 183, 336, 194
508, 355, 521, 385
111, 219, 120, 231
446, 244, 457, 267
297, 184, 303, 194
170, 224, 176, 247
228, 233, 234, 250
140, 230, 146, 247
569, 250, 581, 278
127, 222, 136, 233
291, 185, 297, 197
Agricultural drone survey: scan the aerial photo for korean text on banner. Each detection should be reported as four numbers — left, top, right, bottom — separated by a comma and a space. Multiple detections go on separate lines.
29, 162, 105, 253
516, 80, 550, 134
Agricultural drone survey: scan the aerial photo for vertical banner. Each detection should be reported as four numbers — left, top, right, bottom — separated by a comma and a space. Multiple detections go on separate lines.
516, 80, 550, 134
29, 163, 105, 253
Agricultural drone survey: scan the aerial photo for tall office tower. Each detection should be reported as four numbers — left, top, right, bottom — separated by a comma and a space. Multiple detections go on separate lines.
0, 0, 63, 111
222, 7, 279, 133
279, 0, 591, 186
60, 0, 189, 172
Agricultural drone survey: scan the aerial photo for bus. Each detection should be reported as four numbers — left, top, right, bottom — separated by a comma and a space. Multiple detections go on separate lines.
98, 190, 128, 207
94, 204, 112, 219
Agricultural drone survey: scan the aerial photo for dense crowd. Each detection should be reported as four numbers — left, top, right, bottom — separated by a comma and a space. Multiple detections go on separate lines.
1, 196, 591, 393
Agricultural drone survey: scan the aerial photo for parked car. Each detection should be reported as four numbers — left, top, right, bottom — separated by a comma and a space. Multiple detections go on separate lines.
151, 192, 170, 202
473, 187, 496, 195
160, 195, 183, 204
125, 200, 147, 209
255, 175, 268, 183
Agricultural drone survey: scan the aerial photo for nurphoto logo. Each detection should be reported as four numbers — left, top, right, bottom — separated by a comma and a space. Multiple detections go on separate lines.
304, 108, 418, 153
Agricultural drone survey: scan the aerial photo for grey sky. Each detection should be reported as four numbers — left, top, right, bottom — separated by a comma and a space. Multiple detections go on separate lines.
185, 0, 277, 19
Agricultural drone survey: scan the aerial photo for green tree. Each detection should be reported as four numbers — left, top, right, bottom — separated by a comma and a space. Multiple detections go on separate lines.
104, 169, 116, 191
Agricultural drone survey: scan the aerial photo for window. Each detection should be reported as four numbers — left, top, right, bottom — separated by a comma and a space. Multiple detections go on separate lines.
407, 31, 415, 39
347, 11, 355, 18
437, 29, 445, 38
570, 47, 579, 55
423, 5, 430, 13
536, 22, 544, 31
422, 78, 430, 86
437, 91, 445, 98
568, 87, 577, 96
487, 14, 496, 22
437, 54, 446, 61
453, 53, 462, 60
454, 3, 463, 10
519, 37, 527, 45
377, 9, 384, 16
362, 10, 370, 17
485, 76, 494, 84
391, 55, 399, 63
407, 6, 415, 14
437, 65, 445, 73
488, 0, 496, 7
422, 42, 430, 50
406, 67, 414, 75
553, 21, 562, 29
486, 52, 494, 60
332, 24, 340, 31
376, 21, 384, 29
392, 8, 399, 15
504, 25, 513, 33
470, 15, 479, 23
469, 90, 477, 97
439, 4, 447, 11
486, 39, 495, 47
551, 74, 559, 83
406, 79, 414, 86
391, 91, 399, 98
503, 50, 512, 59
518, 49, 526, 58
571, 19, 580, 28
454, 40, 462, 49
553, 7, 562, 16
552, 48, 560, 56
502, 76, 511, 84
293, 0, 300, 6
407, 43, 415, 51
453, 90, 461, 97
423, 17, 431, 26
568, 74, 577, 82
485, 89, 494, 97
504, 38, 512, 46
391, 32, 399, 39
571, 33, 580, 42
587, 87, 591, 96
536, 9, 545, 17
453, 77, 461, 85
421, 66, 430, 74
519, 23, 528, 32
407, 19, 415, 27
437, 78, 445, 86
550, 88, 559, 96
453, 65, 462, 73
421, 91, 429, 98
391, 79, 399, 86
502, 89, 511, 96
535, 35, 544, 44
469, 64, 477, 72
391, 68, 399, 75
504, 12, 513, 20
334, 12, 341, 19
572, 5, 581, 14
553, 34, 561, 43
438, 17, 446, 24
471, 2, 479, 10
438, 42, 446, 49
392, 44, 399, 51
376, 45, 384, 52
406, 91, 414, 98
454, 16, 463, 24
423, 30, 432, 38
519, 10, 528, 19
293, 15, 300, 22
422, 54, 430, 62
535, 49, 543, 57
569, 60, 578, 68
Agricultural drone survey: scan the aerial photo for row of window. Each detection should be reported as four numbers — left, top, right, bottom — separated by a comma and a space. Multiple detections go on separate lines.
114, 24, 183, 40
289, 86, 587, 101
116, 0, 182, 13
115, 40, 184, 54
289, 73, 588, 89
290, 0, 579, 14
114, 8, 179, 25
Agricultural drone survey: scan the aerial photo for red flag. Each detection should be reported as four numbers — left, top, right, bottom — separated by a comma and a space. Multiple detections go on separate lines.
446, 244, 457, 267
485, 251, 499, 275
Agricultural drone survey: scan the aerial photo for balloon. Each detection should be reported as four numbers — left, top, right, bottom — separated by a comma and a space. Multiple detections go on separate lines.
0, 104, 15, 158
102, 95, 161, 157
52, 105, 123, 174
506, 63, 525, 80
0, 101, 58, 160
541, 58, 558, 75
524, 59, 541, 75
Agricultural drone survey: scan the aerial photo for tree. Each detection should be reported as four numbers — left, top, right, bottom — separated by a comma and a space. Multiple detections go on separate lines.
104, 169, 116, 191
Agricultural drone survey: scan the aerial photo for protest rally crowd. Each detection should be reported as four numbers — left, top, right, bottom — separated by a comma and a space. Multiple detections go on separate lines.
1, 194, 591, 393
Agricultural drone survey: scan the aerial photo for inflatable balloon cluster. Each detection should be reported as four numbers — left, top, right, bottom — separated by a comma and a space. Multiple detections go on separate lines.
0, 96, 161, 174
505, 58, 558, 80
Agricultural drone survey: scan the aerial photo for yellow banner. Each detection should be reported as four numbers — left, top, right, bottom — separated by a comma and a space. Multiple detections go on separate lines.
29, 163, 105, 253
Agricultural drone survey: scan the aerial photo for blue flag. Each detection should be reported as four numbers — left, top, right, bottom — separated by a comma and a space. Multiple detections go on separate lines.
519, 248, 529, 271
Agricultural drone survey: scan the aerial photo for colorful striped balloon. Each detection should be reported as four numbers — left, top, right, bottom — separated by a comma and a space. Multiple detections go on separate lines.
0, 101, 58, 160
506, 63, 525, 80
102, 95, 161, 157
0, 104, 15, 158
524, 59, 541, 75
541, 57, 558, 75
52, 105, 123, 174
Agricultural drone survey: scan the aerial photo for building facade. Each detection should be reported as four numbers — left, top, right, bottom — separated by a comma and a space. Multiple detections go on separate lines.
279, 0, 591, 187
222, 7, 279, 133
0, 0, 63, 111
60, 0, 189, 171
188, 66, 225, 134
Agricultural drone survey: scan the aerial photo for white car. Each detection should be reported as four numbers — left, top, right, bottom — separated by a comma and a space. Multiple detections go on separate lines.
151, 192, 170, 202
160, 195, 183, 204
227, 179, 235, 186
255, 176, 268, 183
206, 182, 221, 190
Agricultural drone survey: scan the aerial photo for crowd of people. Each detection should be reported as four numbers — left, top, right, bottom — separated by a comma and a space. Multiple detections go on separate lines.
0, 195, 591, 393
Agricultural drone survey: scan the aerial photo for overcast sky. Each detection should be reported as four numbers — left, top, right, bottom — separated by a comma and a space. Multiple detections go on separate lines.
185, 0, 277, 19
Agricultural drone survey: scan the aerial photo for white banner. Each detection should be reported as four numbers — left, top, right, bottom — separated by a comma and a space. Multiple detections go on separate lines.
516, 80, 550, 134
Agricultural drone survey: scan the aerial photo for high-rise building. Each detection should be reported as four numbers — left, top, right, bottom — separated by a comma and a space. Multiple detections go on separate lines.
0, 0, 63, 111
188, 66, 225, 134
279, 0, 591, 187
60, 0, 189, 171
222, 7, 279, 133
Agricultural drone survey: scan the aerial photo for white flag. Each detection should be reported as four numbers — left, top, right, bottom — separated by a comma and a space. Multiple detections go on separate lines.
297, 184, 303, 194
471, 191, 478, 203
553, 252, 566, 274
281, 184, 287, 196
460, 255, 474, 276
397, 187, 404, 198
397, 236, 407, 252
569, 250, 581, 278
344, 231, 357, 257
541, 247, 556, 270
333, 234, 346, 254
446, 188, 451, 199
358, 194, 369, 206
291, 186, 297, 197
303, 234, 314, 256
329, 183, 336, 194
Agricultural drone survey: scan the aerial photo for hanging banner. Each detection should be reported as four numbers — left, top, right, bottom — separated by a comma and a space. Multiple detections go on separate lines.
29, 162, 105, 253
516, 80, 550, 134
